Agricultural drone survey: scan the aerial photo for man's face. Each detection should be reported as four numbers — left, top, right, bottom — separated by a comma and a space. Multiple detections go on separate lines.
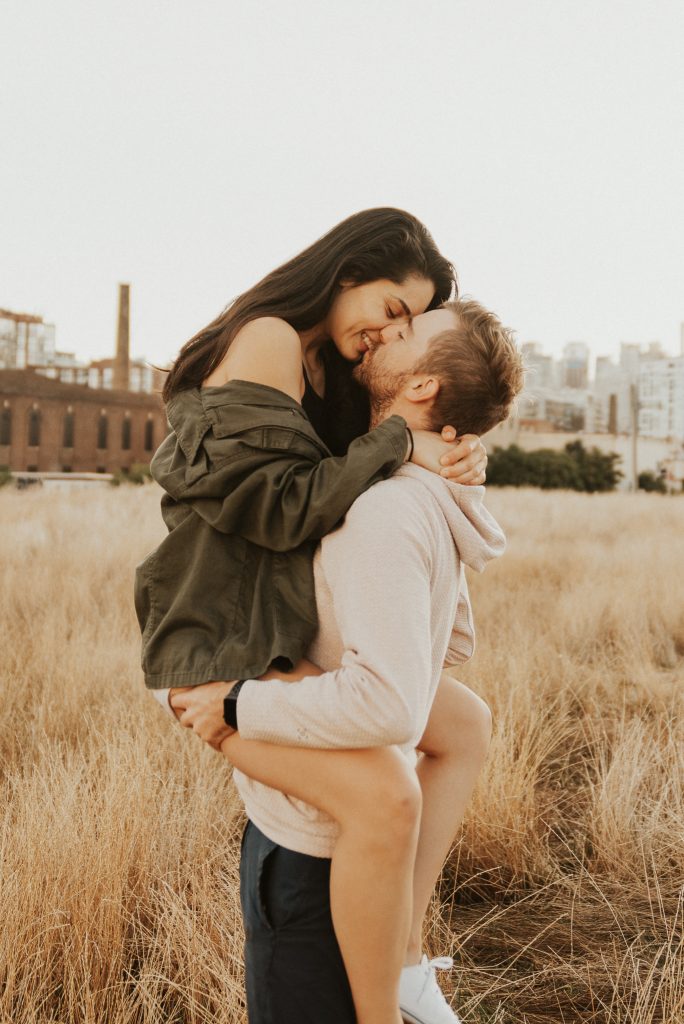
353, 307, 458, 412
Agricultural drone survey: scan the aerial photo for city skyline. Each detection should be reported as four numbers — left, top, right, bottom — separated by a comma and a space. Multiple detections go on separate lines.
2, 292, 683, 377
1, 0, 682, 370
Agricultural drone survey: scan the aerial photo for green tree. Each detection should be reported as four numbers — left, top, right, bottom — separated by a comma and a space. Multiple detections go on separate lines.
638, 470, 667, 494
487, 442, 623, 492
564, 441, 623, 492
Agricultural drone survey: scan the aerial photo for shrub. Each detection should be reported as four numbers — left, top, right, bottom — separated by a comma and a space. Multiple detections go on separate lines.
110, 463, 152, 487
0, 465, 11, 488
488, 442, 623, 492
638, 470, 667, 494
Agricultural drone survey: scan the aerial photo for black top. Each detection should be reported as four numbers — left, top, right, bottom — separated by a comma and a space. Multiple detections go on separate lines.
301, 343, 372, 457
301, 368, 329, 448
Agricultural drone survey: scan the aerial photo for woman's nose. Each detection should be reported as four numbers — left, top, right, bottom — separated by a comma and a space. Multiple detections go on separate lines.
378, 324, 399, 344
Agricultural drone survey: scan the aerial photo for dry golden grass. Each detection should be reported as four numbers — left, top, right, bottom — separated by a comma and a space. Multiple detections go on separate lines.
0, 484, 682, 1024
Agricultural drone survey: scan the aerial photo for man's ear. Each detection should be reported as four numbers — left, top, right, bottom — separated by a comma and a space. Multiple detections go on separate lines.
405, 375, 440, 405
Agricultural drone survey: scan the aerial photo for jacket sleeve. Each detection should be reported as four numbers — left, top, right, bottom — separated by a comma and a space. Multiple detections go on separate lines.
235, 486, 437, 749
163, 414, 408, 552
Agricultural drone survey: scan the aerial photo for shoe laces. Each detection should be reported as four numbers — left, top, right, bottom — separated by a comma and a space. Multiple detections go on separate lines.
421, 955, 454, 1000
427, 956, 453, 972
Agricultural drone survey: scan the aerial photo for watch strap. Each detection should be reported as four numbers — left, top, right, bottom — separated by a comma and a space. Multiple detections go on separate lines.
223, 679, 247, 730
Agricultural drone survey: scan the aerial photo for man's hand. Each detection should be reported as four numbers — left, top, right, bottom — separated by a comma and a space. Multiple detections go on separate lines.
439, 428, 488, 485
410, 427, 487, 485
169, 680, 239, 750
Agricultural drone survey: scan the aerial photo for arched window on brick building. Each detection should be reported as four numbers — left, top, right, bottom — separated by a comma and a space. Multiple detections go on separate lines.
144, 417, 154, 452
63, 407, 75, 448
97, 410, 108, 450
28, 406, 41, 447
122, 412, 132, 451
0, 403, 11, 446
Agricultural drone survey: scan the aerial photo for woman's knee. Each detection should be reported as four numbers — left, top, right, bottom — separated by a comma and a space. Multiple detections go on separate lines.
421, 679, 493, 761
351, 747, 422, 841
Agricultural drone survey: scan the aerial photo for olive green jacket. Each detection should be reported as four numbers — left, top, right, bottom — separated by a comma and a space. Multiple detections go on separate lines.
134, 381, 408, 688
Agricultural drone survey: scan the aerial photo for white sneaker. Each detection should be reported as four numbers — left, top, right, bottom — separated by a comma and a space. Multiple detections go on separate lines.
399, 955, 462, 1024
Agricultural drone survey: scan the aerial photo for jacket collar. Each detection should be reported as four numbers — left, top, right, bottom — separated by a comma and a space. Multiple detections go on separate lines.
166, 381, 318, 463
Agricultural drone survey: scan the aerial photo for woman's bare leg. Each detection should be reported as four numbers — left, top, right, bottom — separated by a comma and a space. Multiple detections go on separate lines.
406, 673, 492, 965
218, 731, 420, 1024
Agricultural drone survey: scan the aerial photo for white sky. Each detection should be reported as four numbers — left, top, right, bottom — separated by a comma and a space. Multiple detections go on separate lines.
2, 0, 683, 371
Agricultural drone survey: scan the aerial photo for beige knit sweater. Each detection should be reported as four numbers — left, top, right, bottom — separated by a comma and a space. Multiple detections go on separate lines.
230, 465, 505, 857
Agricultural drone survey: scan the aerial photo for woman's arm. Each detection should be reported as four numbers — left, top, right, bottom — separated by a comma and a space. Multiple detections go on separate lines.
160, 319, 485, 551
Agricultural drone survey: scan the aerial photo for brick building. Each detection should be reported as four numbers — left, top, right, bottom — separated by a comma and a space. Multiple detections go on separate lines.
0, 369, 167, 474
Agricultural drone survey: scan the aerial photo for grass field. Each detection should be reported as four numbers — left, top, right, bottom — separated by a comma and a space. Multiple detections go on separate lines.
0, 484, 682, 1024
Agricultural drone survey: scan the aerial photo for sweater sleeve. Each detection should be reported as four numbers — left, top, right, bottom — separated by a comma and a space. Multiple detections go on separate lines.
165, 414, 409, 552
443, 576, 475, 665
236, 485, 437, 748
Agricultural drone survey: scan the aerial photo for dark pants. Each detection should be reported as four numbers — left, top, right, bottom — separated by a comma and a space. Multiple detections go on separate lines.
240, 819, 356, 1024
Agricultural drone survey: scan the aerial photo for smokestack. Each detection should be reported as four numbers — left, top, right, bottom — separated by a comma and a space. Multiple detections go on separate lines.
113, 283, 130, 391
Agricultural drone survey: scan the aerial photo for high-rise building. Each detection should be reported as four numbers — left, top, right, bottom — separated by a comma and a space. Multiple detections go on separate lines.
521, 342, 557, 389
0, 287, 166, 395
561, 342, 590, 389
0, 310, 57, 370
591, 341, 684, 441
638, 358, 684, 440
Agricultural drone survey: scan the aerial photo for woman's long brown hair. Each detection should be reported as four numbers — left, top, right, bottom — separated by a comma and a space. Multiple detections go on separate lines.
162, 208, 456, 403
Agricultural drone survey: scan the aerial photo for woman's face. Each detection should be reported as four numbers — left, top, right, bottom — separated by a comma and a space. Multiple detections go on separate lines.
324, 274, 435, 363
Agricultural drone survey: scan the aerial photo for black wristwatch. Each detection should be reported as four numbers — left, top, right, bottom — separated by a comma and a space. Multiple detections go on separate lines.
223, 679, 247, 730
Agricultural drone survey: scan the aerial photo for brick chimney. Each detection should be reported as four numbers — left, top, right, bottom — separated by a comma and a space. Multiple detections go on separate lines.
113, 283, 130, 391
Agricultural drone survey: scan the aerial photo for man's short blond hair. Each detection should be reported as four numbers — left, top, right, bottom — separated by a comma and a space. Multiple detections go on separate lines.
413, 299, 524, 436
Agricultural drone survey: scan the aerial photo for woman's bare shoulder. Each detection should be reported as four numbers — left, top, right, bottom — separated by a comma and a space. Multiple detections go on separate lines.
233, 316, 300, 349
207, 317, 304, 399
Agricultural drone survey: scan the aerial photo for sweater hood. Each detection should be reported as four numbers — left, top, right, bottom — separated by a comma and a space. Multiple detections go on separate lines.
396, 463, 505, 572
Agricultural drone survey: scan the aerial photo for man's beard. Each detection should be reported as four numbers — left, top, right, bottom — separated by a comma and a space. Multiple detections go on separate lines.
353, 350, 412, 428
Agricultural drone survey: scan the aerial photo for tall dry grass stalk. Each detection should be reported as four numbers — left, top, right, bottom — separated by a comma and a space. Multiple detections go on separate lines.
0, 485, 682, 1023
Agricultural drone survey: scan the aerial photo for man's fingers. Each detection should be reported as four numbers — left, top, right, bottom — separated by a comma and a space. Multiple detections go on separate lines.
169, 685, 193, 709
439, 442, 485, 467
441, 458, 488, 484
441, 452, 485, 474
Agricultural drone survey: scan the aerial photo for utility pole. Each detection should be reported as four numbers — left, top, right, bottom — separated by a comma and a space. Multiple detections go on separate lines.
630, 382, 639, 491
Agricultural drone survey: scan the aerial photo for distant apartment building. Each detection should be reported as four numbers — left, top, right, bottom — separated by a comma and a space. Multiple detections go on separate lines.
519, 331, 684, 441
638, 357, 684, 440
0, 286, 169, 474
38, 356, 165, 393
593, 340, 684, 441
517, 386, 588, 431
0, 370, 166, 474
521, 342, 558, 389
0, 291, 166, 395
519, 340, 591, 430
0, 309, 58, 369
593, 351, 632, 434
560, 342, 590, 389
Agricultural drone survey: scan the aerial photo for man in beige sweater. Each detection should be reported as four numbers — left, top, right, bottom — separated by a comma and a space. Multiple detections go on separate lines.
166, 300, 523, 1024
